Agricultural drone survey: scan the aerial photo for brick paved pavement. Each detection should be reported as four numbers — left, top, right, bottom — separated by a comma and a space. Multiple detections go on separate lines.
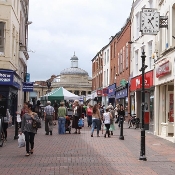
0, 120, 175, 175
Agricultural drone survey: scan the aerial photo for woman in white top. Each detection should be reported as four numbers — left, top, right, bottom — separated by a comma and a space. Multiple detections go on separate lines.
103, 108, 112, 138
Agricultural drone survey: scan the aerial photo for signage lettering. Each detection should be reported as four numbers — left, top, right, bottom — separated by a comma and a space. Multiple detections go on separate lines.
108, 89, 113, 93
156, 61, 171, 78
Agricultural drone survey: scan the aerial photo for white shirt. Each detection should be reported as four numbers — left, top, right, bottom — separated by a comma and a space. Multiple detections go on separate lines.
103, 112, 110, 124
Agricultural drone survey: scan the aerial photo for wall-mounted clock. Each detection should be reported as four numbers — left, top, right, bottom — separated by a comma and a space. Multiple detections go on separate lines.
140, 8, 160, 35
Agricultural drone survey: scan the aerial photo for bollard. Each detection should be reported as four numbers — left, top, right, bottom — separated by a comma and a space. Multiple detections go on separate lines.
119, 116, 124, 140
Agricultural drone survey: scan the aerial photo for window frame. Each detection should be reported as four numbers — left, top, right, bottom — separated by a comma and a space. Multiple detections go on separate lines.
0, 22, 5, 54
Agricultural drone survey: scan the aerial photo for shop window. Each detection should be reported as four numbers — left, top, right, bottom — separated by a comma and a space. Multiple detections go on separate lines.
0, 22, 5, 53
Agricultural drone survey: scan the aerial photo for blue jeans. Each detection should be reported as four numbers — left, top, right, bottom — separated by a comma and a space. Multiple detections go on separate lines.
91, 118, 100, 135
58, 117, 66, 134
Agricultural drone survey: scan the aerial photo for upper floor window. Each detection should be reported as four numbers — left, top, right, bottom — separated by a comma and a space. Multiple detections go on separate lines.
120, 50, 123, 73
149, 0, 153, 8
104, 52, 106, 65
117, 53, 120, 74
111, 45, 113, 59
123, 47, 125, 70
107, 49, 109, 63
135, 12, 140, 39
114, 42, 116, 58
126, 44, 129, 68
135, 50, 138, 75
148, 41, 153, 69
0, 22, 5, 53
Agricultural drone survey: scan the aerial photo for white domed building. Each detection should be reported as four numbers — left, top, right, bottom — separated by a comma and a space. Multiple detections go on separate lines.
51, 53, 92, 96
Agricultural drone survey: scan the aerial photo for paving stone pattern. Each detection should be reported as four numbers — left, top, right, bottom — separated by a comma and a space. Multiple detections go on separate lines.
0, 120, 175, 175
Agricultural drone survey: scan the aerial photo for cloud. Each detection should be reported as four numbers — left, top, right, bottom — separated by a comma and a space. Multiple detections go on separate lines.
28, 0, 133, 81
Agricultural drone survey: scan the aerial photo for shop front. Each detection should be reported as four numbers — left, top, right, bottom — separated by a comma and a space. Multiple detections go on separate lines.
0, 69, 20, 124
102, 87, 108, 108
130, 70, 154, 131
154, 58, 175, 142
116, 87, 128, 116
108, 83, 116, 107
97, 89, 102, 104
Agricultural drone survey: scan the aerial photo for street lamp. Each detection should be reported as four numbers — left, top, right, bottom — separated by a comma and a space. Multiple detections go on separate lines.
139, 49, 148, 161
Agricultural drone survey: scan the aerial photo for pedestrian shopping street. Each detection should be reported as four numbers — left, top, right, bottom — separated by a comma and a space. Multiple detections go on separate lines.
0, 120, 175, 175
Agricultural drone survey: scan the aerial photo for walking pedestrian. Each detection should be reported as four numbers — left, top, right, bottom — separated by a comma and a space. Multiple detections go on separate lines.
54, 101, 58, 120
3, 109, 11, 141
91, 104, 101, 137
108, 106, 115, 135
103, 108, 112, 138
118, 104, 125, 127
58, 101, 66, 134
86, 105, 93, 127
72, 100, 82, 134
20, 103, 40, 156
44, 101, 55, 135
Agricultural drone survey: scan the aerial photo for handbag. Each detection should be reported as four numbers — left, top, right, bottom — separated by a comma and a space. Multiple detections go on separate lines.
32, 119, 41, 128
78, 118, 84, 127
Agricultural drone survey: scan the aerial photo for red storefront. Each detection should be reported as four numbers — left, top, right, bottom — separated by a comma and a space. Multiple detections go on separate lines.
130, 70, 154, 130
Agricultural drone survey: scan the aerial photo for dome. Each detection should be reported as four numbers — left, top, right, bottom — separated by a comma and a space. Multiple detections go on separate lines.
70, 54, 78, 60
60, 67, 88, 76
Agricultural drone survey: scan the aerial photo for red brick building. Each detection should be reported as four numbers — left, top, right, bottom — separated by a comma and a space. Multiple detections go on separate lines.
110, 18, 131, 116
91, 49, 103, 103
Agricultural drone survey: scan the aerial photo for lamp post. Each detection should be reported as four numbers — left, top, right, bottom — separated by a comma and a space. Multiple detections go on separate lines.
139, 49, 147, 161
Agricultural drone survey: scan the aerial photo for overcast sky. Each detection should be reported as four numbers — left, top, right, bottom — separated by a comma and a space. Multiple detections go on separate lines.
27, 0, 133, 82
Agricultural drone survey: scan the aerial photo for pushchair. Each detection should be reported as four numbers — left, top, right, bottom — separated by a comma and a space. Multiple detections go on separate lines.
65, 116, 71, 133
128, 114, 140, 129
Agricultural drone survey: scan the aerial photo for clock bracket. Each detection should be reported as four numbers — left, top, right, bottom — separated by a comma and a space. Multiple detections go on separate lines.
159, 16, 168, 29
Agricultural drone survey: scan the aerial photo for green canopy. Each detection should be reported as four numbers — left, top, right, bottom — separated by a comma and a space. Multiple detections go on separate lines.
45, 87, 79, 101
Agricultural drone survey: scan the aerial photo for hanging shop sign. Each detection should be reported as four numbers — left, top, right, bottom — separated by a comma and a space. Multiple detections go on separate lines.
26, 73, 30, 82
130, 70, 153, 91
97, 90, 102, 96
108, 83, 116, 98
102, 88, 108, 96
0, 69, 20, 89
22, 82, 34, 92
156, 61, 171, 78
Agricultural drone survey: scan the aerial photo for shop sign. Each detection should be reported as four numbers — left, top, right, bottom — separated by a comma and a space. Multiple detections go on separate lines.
97, 90, 102, 96
136, 76, 150, 89
108, 83, 116, 98
0, 71, 13, 83
156, 61, 171, 78
130, 70, 153, 91
120, 79, 127, 86
116, 88, 128, 99
0, 70, 20, 89
26, 73, 30, 82
22, 82, 34, 92
102, 88, 108, 96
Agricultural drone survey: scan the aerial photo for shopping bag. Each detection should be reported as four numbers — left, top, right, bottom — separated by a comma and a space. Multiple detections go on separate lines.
18, 133, 25, 148
78, 118, 84, 127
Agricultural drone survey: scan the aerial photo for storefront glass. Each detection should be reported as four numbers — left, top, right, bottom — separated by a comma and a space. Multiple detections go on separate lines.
149, 91, 154, 132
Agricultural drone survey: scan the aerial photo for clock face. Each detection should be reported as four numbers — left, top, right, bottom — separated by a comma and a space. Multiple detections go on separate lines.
140, 8, 160, 35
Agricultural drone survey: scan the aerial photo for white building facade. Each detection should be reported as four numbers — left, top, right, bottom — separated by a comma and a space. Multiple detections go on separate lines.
154, 0, 175, 142
102, 44, 110, 108
130, 0, 157, 132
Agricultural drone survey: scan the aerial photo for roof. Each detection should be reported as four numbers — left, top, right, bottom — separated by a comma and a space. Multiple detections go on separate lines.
60, 67, 88, 76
